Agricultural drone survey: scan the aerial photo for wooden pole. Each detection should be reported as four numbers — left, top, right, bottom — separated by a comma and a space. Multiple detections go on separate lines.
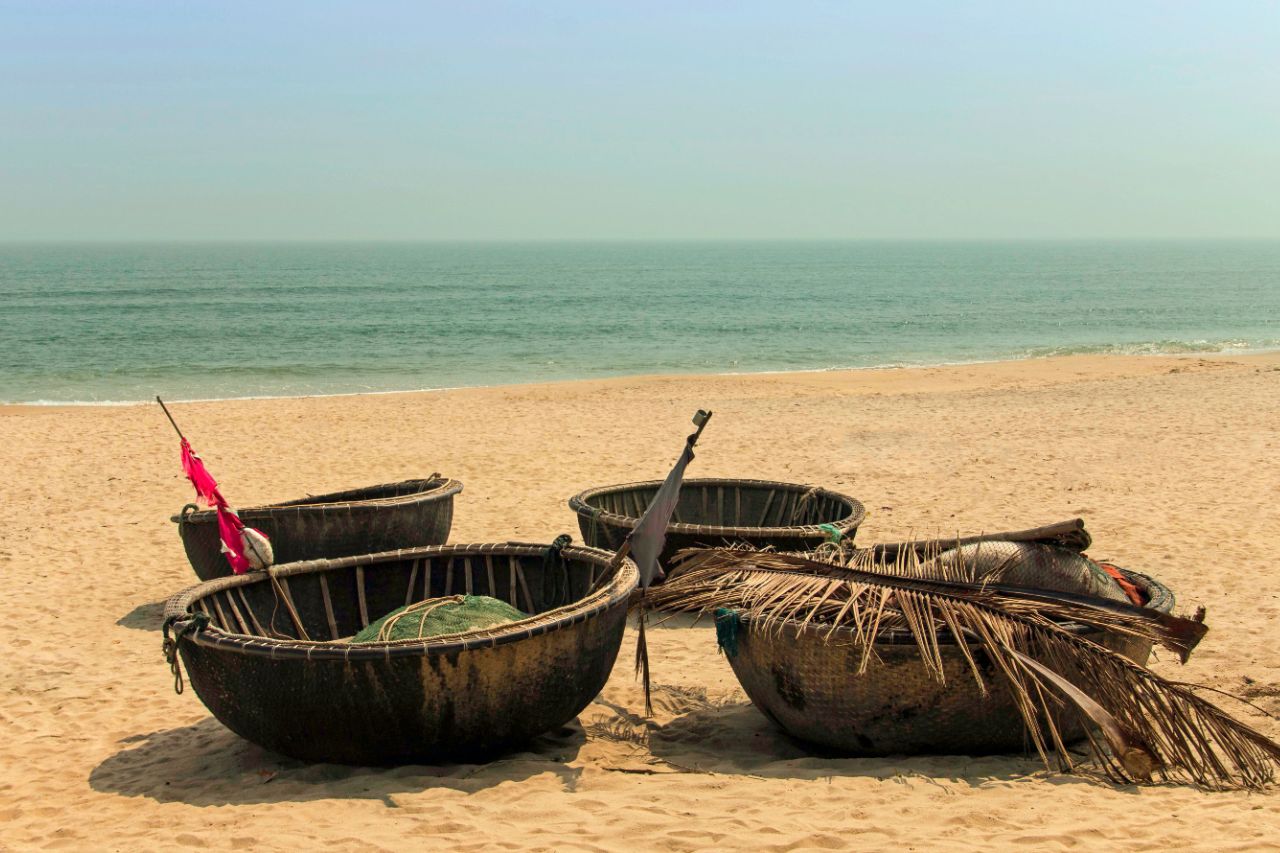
689, 409, 713, 446
155, 396, 187, 442
611, 409, 713, 574
870, 518, 1090, 561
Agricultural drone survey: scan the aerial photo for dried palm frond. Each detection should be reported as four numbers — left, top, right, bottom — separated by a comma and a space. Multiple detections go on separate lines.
662, 546, 1207, 661
651, 547, 1280, 790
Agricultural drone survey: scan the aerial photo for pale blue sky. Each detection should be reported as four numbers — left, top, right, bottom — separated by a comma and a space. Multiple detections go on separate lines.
2, 2, 1277, 240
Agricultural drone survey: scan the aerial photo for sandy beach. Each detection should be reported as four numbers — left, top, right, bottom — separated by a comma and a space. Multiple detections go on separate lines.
3, 352, 1279, 852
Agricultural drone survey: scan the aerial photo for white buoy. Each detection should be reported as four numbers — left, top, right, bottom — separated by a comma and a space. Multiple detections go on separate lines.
241, 527, 274, 570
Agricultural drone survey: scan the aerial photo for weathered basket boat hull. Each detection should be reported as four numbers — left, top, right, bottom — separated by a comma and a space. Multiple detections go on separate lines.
172, 478, 462, 581
570, 478, 866, 572
165, 542, 634, 764
722, 569, 1173, 756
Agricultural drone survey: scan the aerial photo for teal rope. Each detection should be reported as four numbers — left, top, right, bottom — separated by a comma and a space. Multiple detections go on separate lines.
817, 523, 843, 543
714, 607, 741, 658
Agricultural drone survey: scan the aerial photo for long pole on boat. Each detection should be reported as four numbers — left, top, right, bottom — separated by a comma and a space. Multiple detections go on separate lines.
619, 408, 712, 715
689, 407, 712, 445
155, 396, 187, 442
609, 409, 712, 572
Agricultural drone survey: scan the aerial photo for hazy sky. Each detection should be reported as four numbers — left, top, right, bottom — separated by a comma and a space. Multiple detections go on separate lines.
2, 2, 1277, 241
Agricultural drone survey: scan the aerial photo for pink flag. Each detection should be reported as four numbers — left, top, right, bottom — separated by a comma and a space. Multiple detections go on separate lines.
216, 504, 252, 575
179, 437, 258, 574
181, 438, 225, 507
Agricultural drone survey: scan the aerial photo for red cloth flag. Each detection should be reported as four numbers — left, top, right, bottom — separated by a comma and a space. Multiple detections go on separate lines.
181, 438, 225, 506
180, 438, 254, 574
216, 506, 252, 575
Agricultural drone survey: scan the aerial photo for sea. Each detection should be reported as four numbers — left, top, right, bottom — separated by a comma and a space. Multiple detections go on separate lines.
2, 241, 1278, 404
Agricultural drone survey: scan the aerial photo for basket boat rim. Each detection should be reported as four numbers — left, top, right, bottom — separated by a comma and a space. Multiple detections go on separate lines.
163, 542, 636, 660
170, 477, 463, 524
714, 566, 1172, 647
569, 477, 866, 538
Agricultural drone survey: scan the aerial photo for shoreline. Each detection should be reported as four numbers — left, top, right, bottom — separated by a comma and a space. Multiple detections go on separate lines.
4, 348, 1279, 412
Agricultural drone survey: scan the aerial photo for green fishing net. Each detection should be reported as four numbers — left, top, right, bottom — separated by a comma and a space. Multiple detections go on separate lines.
352, 595, 527, 643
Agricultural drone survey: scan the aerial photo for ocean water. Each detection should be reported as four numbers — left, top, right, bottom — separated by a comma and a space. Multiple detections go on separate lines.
2, 241, 1278, 404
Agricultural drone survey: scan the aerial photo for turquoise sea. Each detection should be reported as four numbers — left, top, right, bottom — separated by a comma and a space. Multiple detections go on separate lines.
2, 241, 1278, 404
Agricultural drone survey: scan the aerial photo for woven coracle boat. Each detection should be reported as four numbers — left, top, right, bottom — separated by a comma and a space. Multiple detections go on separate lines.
162, 542, 636, 764
172, 477, 463, 581
718, 567, 1174, 756
569, 478, 865, 570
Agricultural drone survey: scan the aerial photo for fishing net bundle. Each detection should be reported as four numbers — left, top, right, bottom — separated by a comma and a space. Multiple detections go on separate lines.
925, 541, 1130, 601
352, 595, 527, 643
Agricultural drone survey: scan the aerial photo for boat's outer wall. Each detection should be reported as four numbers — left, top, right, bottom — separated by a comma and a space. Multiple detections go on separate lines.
178, 592, 627, 764
176, 480, 459, 581
723, 571, 1171, 756
572, 480, 865, 571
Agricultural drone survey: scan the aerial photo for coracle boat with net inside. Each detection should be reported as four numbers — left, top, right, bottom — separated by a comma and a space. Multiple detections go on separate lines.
162, 541, 635, 764
172, 477, 462, 581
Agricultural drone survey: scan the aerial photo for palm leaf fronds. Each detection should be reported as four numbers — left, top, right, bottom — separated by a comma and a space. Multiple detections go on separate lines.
664, 547, 1207, 661
651, 547, 1280, 790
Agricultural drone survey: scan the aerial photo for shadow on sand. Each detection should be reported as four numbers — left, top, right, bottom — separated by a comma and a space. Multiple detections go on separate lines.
607, 616, 1134, 791
116, 600, 168, 632
90, 717, 587, 806
600, 686, 1133, 792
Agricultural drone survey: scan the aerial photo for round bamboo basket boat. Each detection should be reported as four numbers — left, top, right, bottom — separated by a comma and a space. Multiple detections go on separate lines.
719, 567, 1173, 756
569, 478, 865, 572
171, 477, 462, 581
163, 542, 636, 764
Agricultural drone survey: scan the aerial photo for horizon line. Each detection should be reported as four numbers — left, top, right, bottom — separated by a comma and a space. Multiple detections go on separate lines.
4, 236, 1280, 246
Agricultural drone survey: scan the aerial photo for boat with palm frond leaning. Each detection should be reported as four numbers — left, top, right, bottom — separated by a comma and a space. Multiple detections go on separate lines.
649, 521, 1280, 790
172, 476, 463, 581
162, 540, 635, 764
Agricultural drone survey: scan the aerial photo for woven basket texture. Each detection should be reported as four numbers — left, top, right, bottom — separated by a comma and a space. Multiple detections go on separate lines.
164, 542, 634, 764
723, 568, 1174, 755
173, 477, 462, 581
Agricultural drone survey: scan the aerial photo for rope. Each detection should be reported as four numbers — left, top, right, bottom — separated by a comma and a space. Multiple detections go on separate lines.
177, 503, 199, 527
790, 486, 822, 525
714, 608, 742, 658
161, 612, 209, 694
542, 534, 573, 608
545, 534, 572, 562
375, 595, 465, 641
635, 586, 653, 716
817, 523, 843, 543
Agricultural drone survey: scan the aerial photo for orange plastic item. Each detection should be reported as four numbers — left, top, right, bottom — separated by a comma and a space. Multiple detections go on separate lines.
1095, 561, 1145, 606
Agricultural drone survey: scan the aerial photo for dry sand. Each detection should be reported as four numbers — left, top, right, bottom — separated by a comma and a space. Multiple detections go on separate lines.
2, 353, 1279, 851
